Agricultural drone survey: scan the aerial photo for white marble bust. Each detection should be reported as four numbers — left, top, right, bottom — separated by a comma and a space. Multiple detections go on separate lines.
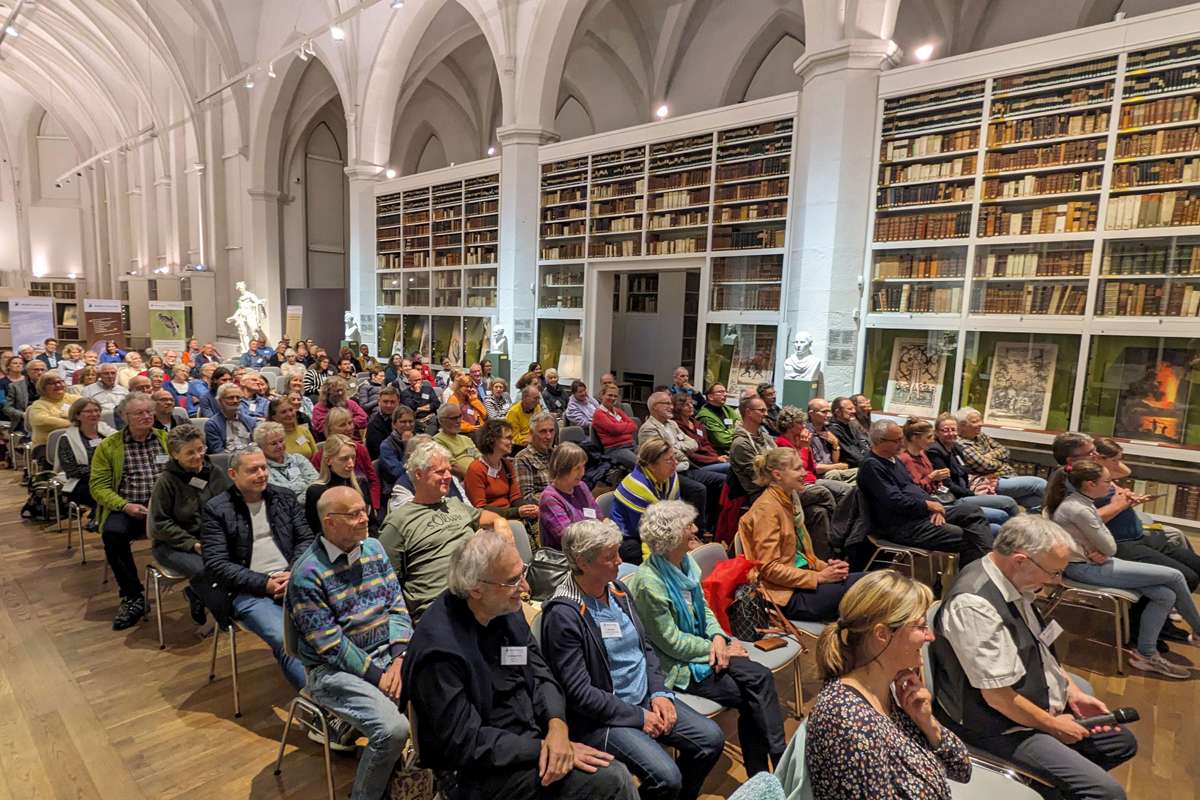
783, 331, 822, 382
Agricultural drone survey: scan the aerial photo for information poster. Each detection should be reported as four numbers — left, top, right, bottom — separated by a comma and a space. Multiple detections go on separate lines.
10, 297, 55, 352
884, 337, 947, 417
983, 341, 1058, 429
285, 305, 303, 343
148, 300, 187, 353
83, 299, 125, 352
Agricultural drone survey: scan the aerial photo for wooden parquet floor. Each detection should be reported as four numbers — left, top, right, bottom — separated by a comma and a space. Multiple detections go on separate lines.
0, 467, 1195, 799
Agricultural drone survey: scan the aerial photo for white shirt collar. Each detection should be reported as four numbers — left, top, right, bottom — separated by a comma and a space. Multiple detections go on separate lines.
982, 553, 1028, 604
321, 536, 362, 564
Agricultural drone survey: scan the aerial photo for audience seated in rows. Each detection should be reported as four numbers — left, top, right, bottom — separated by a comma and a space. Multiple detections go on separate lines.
376, 405, 416, 492
312, 378, 367, 439
542, 519, 725, 800
539, 442, 603, 550
365, 386, 400, 459
91, 394, 169, 629
54, 397, 116, 511
756, 383, 781, 437
239, 338, 275, 369
432, 402, 480, 478
150, 424, 232, 627
629, 501, 787, 777
738, 447, 862, 620
728, 393, 778, 505
506, 384, 542, 447
116, 352, 145, 389
257, 421, 319, 501
402, 529, 637, 800
267, 395, 318, 460
201, 446, 310, 691
465, 418, 539, 523
99, 340, 126, 364
205, 382, 257, 454
926, 413, 1021, 528
378, 439, 512, 622
35, 338, 60, 369
671, 393, 726, 474
805, 398, 856, 483
197, 366, 231, 418
610, 438, 680, 565
932, 517, 1138, 798
1045, 458, 1200, 678
542, 369, 569, 418
28, 371, 77, 451
640, 390, 724, 534
955, 406, 1046, 510
79, 363, 124, 413
289, 485, 413, 792
807, 571, 971, 799
858, 419, 993, 569
827, 396, 871, 469
695, 383, 740, 456
385, 433, 467, 510
514, 412, 556, 505
593, 383, 638, 471
484, 379, 512, 419
669, 367, 702, 408
398, 368, 438, 427
312, 409, 381, 511
356, 367, 387, 415
447, 374, 487, 434
152, 390, 184, 432
565, 379, 601, 429
773, 406, 842, 554
240, 372, 270, 421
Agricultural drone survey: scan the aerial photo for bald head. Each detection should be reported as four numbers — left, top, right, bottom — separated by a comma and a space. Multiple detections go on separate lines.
318, 485, 369, 550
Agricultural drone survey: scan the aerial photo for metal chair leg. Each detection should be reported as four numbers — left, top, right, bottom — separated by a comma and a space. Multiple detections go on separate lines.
1113, 597, 1124, 675
150, 568, 165, 649
209, 625, 221, 681
274, 697, 299, 775
791, 655, 804, 720
229, 625, 242, 718
52, 484, 62, 531
318, 710, 335, 800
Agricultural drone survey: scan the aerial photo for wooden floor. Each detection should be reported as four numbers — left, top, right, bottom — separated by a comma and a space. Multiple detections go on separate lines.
0, 467, 1196, 799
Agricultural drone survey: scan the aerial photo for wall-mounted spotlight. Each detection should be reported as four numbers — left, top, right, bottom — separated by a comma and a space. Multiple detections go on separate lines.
914, 43, 934, 61
267, 62, 276, 78
244, 73, 255, 89
656, 104, 669, 119
385, 168, 397, 179
330, 25, 345, 42
391, 0, 404, 8
487, 147, 496, 156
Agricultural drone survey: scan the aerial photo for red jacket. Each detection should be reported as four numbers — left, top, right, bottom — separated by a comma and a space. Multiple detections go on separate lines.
592, 405, 636, 450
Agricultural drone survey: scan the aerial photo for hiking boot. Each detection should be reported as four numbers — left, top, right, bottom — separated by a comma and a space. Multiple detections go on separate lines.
1128, 651, 1189, 679
112, 597, 146, 631
308, 715, 358, 752
184, 587, 207, 626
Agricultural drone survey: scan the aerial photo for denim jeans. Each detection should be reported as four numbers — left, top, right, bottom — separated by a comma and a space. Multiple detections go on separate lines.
582, 698, 724, 800
997, 475, 1047, 510
230, 593, 306, 690
699, 461, 730, 476
1064, 557, 1200, 658
308, 653, 410, 800
952, 493, 1020, 526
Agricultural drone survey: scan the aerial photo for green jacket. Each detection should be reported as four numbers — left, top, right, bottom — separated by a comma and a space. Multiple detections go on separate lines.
625, 559, 729, 691
89, 428, 169, 530
695, 403, 741, 455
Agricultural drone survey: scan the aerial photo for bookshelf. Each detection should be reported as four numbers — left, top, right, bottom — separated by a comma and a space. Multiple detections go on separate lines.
539, 264, 585, 310
864, 23, 1200, 530
28, 279, 83, 341
374, 169, 499, 359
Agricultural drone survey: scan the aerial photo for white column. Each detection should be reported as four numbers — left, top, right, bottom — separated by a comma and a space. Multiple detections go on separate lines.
110, 153, 133, 276
496, 125, 558, 368
246, 188, 285, 342
787, 40, 896, 396
345, 162, 383, 350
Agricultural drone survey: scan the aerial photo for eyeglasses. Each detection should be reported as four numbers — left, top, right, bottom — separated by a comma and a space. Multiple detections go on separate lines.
326, 508, 370, 521
481, 563, 529, 590
1019, 551, 1064, 579
880, 436, 903, 444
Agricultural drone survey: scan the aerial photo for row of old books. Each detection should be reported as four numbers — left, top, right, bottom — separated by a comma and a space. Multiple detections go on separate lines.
977, 201, 1098, 236
877, 182, 975, 208
1129, 39, 1200, 71
1104, 188, 1200, 228
880, 130, 978, 162
994, 57, 1117, 94
991, 82, 1113, 118
1101, 245, 1200, 274
711, 226, 786, 250
971, 283, 1087, 315
710, 285, 781, 311
1123, 65, 1200, 97
1119, 95, 1199, 129
874, 209, 973, 241
1099, 280, 1200, 316
988, 109, 1110, 146
872, 284, 962, 313
879, 154, 976, 185
884, 83, 984, 115
874, 251, 967, 279
1115, 125, 1200, 158
982, 168, 1103, 199
978, 248, 1090, 277
1111, 156, 1200, 187
985, 138, 1105, 173
882, 105, 981, 137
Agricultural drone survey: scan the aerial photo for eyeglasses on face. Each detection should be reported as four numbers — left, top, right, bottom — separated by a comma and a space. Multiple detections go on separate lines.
1019, 551, 1064, 579
481, 563, 529, 590
327, 508, 369, 521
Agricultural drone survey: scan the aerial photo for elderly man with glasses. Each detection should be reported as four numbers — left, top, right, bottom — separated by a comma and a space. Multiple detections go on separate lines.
288, 485, 413, 790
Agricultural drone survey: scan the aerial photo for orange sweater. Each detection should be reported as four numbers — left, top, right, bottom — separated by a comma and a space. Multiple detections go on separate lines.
464, 457, 521, 517
737, 485, 827, 604
448, 393, 488, 433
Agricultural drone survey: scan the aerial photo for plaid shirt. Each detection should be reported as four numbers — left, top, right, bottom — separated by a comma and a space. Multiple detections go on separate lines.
806, 423, 836, 464
514, 445, 552, 505
958, 431, 1015, 477
118, 428, 166, 505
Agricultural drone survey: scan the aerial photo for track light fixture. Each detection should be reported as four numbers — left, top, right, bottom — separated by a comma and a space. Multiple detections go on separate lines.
487, 147, 495, 156
391, 0, 404, 8
385, 168, 397, 179
267, 61, 276, 78
330, 25, 345, 42
5, 25, 17, 37
244, 73, 255, 89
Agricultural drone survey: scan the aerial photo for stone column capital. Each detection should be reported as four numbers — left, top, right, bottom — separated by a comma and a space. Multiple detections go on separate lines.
793, 39, 899, 86
344, 160, 386, 182
496, 124, 559, 147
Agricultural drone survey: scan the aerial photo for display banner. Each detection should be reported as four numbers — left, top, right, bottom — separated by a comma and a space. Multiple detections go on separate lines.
10, 297, 55, 352
285, 305, 304, 342
148, 301, 187, 353
83, 299, 125, 353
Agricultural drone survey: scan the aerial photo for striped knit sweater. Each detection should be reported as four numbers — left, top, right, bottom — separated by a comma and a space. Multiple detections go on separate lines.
287, 536, 412, 686
609, 466, 679, 541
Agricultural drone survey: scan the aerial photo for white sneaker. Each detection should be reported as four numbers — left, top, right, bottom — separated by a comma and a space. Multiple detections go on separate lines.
1128, 651, 1190, 679
1170, 612, 1184, 623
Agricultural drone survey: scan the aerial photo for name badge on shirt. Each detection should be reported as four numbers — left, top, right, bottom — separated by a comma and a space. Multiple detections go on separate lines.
487, 466, 500, 478
296, 435, 308, 446
582, 507, 597, 519
500, 646, 528, 666
154, 454, 170, 466
421, 393, 429, 400
724, 418, 733, 427
599, 622, 622, 639
88, 438, 102, 447
1039, 620, 1064, 648
188, 477, 208, 490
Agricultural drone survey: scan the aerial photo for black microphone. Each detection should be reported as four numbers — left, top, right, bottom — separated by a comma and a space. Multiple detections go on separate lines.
1074, 707, 1139, 729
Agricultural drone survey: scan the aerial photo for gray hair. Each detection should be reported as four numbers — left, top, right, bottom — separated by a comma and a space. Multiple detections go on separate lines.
522, 383, 541, 401
561, 519, 623, 574
253, 421, 285, 448
118, 392, 155, 416
639, 500, 696, 556
954, 406, 981, 425
993, 515, 1073, 557
146, 367, 165, 380
406, 438, 450, 475
228, 445, 265, 472
404, 433, 434, 456
529, 411, 556, 431
436, 402, 459, 421
776, 405, 805, 432
447, 529, 514, 597
544, 368, 558, 379
216, 382, 242, 401
868, 419, 899, 445
166, 422, 204, 455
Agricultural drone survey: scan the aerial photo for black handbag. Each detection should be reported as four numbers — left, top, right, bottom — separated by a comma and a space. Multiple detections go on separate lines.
727, 582, 772, 641
526, 548, 570, 601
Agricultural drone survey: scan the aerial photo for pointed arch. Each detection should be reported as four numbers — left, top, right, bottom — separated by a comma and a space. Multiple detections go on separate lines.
719, 9, 806, 107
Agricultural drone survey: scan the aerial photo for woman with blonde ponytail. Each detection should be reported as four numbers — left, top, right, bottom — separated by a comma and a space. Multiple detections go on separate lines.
806, 570, 971, 799
736, 447, 862, 621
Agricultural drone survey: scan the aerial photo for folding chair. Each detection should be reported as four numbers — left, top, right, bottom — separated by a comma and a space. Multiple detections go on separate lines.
209, 621, 243, 718
1040, 580, 1137, 675
143, 499, 192, 649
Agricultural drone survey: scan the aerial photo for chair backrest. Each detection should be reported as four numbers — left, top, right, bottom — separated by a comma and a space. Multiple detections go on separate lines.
559, 425, 585, 445
510, 520, 533, 564
774, 718, 813, 800
260, 366, 281, 377
101, 409, 116, 430
45, 428, 67, 468
210, 452, 232, 473
356, 372, 370, 380
171, 407, 190, 426
596, 491, 615, 519
923, 600, 940, 696
282, 587, 300, 658
620, 402, 635, 418
275, 375, 291, 394
530, 611, 542, 646
691, 542, 728, 579
733, 532, 745, 557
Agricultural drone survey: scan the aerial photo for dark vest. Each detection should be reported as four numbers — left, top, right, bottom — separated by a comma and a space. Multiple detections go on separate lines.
931, 558, 1054, 738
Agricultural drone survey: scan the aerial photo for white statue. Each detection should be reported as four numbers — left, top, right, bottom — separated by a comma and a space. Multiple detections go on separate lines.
490, 325, 509, 355
226, 281, 268, 354
344, 311, 361, 344
784, 330, 823, 382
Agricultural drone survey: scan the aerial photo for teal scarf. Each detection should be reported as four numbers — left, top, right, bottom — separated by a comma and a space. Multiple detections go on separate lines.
649, 552, 713, 684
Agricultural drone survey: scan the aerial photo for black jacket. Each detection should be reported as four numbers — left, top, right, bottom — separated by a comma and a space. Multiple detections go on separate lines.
200, 483, 315, 600
401, 591, 565, 778
150, 457, 233, 551
541, 383, 568, 416
927, 439, 971, 499
541, 578, 672, 741
828, 419, 870, 468
398, 382, 439, 420
365, 410, 391, 460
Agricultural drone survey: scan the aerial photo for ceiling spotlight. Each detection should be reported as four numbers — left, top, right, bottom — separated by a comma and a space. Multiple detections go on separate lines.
244, 73, 255, 89
391, 0, 404, 8
914, 43, 934, 61
5, 26, 18, 37
385, 168, 397, 179
267, 61, 276, 78
487, 146, 495, 156
655, 104, 669, 119
330, 25, 345, 42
